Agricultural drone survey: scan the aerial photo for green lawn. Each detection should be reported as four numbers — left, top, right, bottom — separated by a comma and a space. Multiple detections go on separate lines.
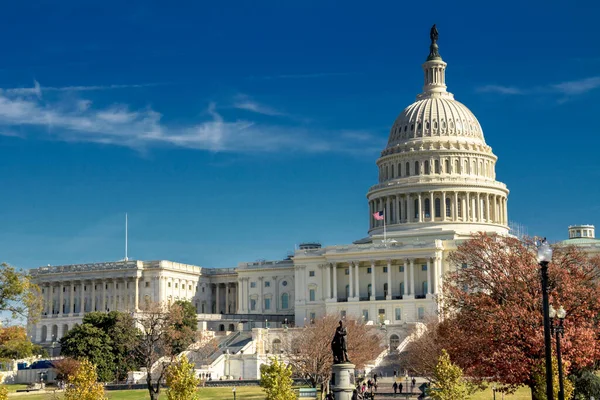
4, 386, 266, 399
3, 383, 536, 399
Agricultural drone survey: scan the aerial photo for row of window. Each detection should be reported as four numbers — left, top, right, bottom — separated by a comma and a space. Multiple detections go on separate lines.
249, 280, 288, 288
248, 293, 290, 311
43, 281, 203, 294
391, 118, 477, 139
378, 157, 494, 182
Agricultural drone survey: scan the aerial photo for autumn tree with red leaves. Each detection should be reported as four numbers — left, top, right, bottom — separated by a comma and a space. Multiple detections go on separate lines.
431, 233, 600, 398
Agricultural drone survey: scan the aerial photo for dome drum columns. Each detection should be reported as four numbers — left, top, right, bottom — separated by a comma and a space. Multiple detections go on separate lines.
369, 191, 508, 230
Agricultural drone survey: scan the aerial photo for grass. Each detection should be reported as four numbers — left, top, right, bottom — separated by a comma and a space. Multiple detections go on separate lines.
3, 383, 538, 399
4, 386, 267, 399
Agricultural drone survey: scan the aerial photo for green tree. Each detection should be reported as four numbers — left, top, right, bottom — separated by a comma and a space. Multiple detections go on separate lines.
82, 312, 141, 381
171, 300, 197, 354
428, 349, 470, 400
59, 324, 115, 382
165, 354, 200, 400
64, 359, 107, 400
260, 356, 296, 400
532, 357, 574, 400
0, 262, 42, 323
60, 311, 141, 382
570, 368, 600, 400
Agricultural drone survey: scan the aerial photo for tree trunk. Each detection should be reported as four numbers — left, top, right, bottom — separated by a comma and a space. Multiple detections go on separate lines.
530, 384, 539, 400
146, 375, 158, 400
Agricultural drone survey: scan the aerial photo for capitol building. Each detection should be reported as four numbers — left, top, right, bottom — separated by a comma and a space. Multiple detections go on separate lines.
26, 28, 597, 379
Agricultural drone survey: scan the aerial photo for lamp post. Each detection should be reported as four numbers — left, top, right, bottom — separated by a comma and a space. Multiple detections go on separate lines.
538, 239, 554, 400
492, 385, 496, 400
405, 372, 409, 399
550, 305, 567, 400
232, 386, 236, 400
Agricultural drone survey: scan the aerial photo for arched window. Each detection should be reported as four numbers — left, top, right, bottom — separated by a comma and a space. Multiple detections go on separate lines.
406, 162, 410, 176
414, 161, 420, 175
425, 121, 430, 130
424, 160, 430, 174
424, 199, 431, 218
446, 198, 451, 217
272, 339, 282, 353
435, 160, 440, 174
228, 323, 235, 332
345, 285, 350, 299
433, 120, 438, 130
414, 199, 419, 219
445, 159, 450, 174
367, 284, 372, 297
454, 159, 459, 174
281, 293, 289, 309
435, 198, 441, 218
398, 163, 402, 177
458, 198, 462, 218
41, 326, 47, 342
51, 325, 58, 342
201, 303, 205, 313
385, 165, 389, 179
219, 324, 225, 332
464, 160, 468, 174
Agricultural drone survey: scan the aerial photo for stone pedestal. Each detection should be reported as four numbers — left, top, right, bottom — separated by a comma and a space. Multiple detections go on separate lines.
331, 363, 356, 400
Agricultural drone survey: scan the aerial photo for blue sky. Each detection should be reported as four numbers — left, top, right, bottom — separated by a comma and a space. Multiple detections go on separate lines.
0, 0, 599, 270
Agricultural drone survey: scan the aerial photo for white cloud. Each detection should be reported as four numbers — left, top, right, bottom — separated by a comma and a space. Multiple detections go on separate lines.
476, 85, 524, 95
551, 77, 600, 95
4, 81, 160, 97
232, 94, 286, 117
477, 76, 600, 99
0, 86, 382, 155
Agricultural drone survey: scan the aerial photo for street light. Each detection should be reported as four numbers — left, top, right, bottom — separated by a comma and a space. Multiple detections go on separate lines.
232, 386, 236, 400
404, 372, 409, 399
492, 384, 497, 400
538, 238, 554, 400
550, 305, 567, 400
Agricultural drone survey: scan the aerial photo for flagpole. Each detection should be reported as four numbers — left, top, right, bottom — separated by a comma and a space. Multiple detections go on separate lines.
383, 211, 387, 244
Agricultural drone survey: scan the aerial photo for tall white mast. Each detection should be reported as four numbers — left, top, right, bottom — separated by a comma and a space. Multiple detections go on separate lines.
125, 213, 128, 261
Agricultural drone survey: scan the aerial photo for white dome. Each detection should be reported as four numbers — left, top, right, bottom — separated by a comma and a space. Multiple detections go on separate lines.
387, 96, 485, 149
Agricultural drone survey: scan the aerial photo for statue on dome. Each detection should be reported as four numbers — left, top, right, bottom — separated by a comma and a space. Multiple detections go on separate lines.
331, 320, 350, 364
430, 24, 439, 45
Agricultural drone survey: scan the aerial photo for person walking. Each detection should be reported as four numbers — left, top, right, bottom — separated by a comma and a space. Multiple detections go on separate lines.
411, 377, 416, 391
399, 382, 403, 394
393, 381, 398, 395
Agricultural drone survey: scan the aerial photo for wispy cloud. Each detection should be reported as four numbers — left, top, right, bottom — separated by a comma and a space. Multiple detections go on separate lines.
4, 81, 162, 97
232, 94, 286, 116
0, 83, 382, 155
476, 76, 600, 99
476, 85, 524, 95
251, 72, 356, 80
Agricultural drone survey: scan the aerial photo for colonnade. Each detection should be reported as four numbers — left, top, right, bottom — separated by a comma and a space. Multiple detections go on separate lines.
369, 191, 507, 229
212, 282, 237, 314
42, 277, 141, 316
299, 255, 443, 303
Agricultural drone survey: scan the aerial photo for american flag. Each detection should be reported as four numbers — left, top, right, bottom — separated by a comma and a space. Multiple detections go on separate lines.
373, 211, 384, 220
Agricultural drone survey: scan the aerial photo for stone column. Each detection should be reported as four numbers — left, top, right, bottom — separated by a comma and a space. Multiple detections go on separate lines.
45, 284, 51, 315
272, 276, 278, 311
504, 197, 508, 225
332, 263, 338, 302
326, 264, 332, 300
430, 191, 435, 220
259, 277, 265, 312
407, 194, 412, 223
442, 191, 446, 221
80, 281, 85, 313
236, 279, 242, 313
110, 280, 116, 311
91, 281, 96, 311
70, 282, 75, 315
225, 283, 230, 314
348, 263, 354, 299
134, 277, 139, 311
102, 280, 107, 311
427, 259, 432, 296
386, 259, 392, 300
58, 283, 64, 315
417, 194, 423, 222
465, 193, 470, 222
370, 260, 376, 301
403, 260, 408, 296
216, 284, 220, 313
245, 278, 250, 311
409, 259, 415, 296
385, 197, 390, 224
354, 261, 360, 299
453, 192, 459, 221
